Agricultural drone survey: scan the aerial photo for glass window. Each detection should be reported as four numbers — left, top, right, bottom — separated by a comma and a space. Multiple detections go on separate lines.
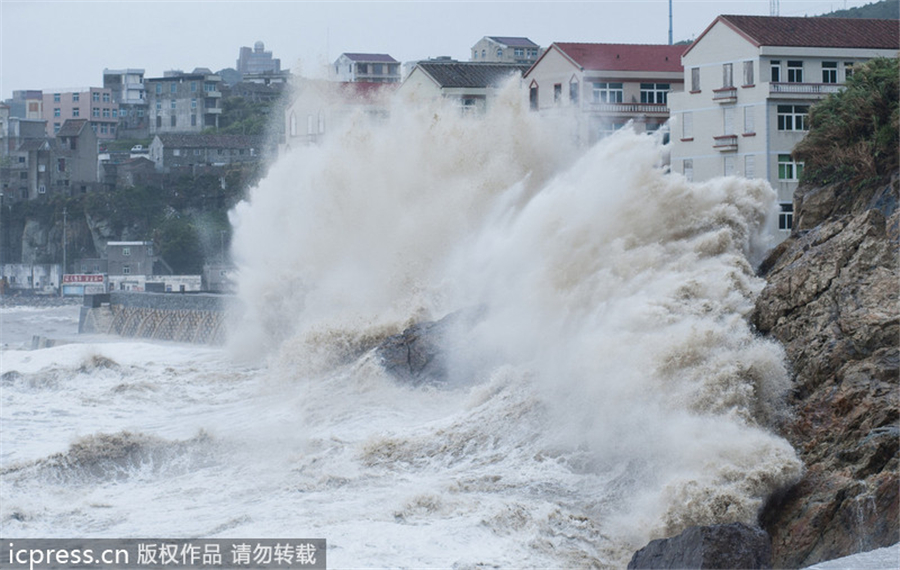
777, 105, 809, 131
683, 159, 693, 182
723, 63, 733, 87
787, 61, 803, 83
682, 112, 693, 139
771, 60, 781, 82
691, 67, 700, 91
778, 154, 804, 180
778, 203, 793, 231
592, 82, 623, 103
822, 62, 838, 83
743, 61, 754, 86
640, 83, 670, 104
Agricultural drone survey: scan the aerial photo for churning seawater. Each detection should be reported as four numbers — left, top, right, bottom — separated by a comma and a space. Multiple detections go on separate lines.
1, 84, 803, 568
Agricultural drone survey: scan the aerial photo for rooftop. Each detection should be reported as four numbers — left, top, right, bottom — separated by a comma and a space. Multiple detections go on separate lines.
340, 53, 399, 63
549, 43, 686, 73
414, 62, 532, 88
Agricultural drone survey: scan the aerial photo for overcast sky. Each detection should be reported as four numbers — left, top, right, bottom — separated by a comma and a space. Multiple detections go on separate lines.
0, 0, 877, 100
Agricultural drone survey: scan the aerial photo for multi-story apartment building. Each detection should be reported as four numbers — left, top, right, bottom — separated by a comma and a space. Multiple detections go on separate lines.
6, 91, 44, 120
524, 42, 686, 144
145, 69, 224, 135
237, 41, 281, 75
668, 15, 899, 241
103, 68, 149, 139
470, 37, 542, 65
42, 88, 119, 139
333, 53, 402, 83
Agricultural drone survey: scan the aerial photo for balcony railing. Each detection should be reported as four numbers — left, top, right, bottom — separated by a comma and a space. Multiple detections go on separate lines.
584, 102, 669, 115
713, 134, 738, 152
769, 82, 843, 95
712, 86, 737, 103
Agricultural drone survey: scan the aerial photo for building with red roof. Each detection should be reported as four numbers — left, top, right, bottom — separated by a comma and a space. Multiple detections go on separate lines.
523, 42, 686, 144
668, 15, 899, 243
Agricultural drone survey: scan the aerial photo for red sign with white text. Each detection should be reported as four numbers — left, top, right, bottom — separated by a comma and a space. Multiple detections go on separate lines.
63, 274, 106, 283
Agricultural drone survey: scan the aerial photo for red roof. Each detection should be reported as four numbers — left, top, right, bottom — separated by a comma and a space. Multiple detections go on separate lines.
684, 15, 899, 57
552, 43, 686, 73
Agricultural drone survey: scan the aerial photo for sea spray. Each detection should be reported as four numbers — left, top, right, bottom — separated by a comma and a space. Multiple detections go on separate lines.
225, 86, 803, 565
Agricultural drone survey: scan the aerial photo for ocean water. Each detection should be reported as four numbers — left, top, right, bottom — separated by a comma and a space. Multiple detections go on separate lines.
2, 85, 806, 568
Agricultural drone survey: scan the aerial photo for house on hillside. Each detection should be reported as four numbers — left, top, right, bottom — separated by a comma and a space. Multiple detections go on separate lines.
42, 87, 119, 139
470, 36, 542, 65
668, 15, 900, 240
282, 79, 396, 152
333, 53, 402, 83
145, 69, 224, 134
524, 42, 686, 144
398, 60, 530, 113
148, 133, 270, 172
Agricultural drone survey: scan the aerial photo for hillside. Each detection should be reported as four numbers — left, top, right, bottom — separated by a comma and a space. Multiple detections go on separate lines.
821, 0, 899, 19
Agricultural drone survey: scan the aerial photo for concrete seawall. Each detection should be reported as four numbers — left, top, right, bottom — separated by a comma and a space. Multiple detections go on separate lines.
80, 292, 232, 345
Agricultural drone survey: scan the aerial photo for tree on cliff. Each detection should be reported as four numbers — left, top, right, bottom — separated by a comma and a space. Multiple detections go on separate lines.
793, 57, 898, 188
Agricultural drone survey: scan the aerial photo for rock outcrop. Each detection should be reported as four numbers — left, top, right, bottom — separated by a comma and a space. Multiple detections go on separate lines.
627, 522, 772, 569
753, 174, 899, 568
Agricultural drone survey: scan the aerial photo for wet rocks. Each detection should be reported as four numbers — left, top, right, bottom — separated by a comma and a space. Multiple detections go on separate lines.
627, 522, 772, 569
753, 175, 899, 567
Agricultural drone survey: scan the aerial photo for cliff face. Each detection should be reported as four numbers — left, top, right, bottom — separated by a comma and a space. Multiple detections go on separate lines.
753, 174, 899, 568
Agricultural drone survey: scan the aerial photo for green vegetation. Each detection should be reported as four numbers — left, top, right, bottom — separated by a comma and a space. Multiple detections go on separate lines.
205, 96, 272, 136
822, 0, 899, 19
793, 57, 899, 188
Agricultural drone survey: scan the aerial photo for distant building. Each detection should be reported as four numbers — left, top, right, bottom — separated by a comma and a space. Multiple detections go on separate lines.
237, 41, 281, 75
103, 68, 149, 139
106, 241, 169, 277
470, 37, 542, 65
0, 263, 61, 293
669, 15, 900, 241
333, 53, 402, 83
145, 69, 224, 134
524, 42, 686, 144
148, 133, 271, 172
399, 60, 530, 113
41, 87, 119, 139
6, 91, 44, 120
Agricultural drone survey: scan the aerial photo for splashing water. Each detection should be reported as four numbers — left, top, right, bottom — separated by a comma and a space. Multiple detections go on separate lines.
1, 83, 802, 568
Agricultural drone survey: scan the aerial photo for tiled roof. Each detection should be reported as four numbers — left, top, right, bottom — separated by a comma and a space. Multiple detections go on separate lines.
716, 15, 899, 49
552, 43, 686, 73
17, 139, 52, 152
156, 134, 266, 149
341, 53, 398, 63
56, 119, 88, 138
487, 36, 539, 48
415, 62, 532, 88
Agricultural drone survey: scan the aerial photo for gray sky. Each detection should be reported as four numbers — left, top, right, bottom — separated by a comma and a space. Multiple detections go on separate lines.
0, 0, 877, 100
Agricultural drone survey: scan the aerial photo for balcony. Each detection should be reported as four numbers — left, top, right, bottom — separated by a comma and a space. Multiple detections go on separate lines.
203, 107, 222, 114
204, 90, 222, 98
769, 82, 842, 99
712, 86, 737, 103
584, 102, 669, 116
713, 134, 738, 152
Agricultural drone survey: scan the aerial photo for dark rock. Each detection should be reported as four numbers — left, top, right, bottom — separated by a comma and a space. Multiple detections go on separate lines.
627, 523, 772, 569
753, 173, 899, 568
376, 306, 485, 385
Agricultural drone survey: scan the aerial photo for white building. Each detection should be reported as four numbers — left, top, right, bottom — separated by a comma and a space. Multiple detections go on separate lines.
470, 36, 542, 65
398, 60, 530, 113
333, 53, 401, 83
668, 15, 899, 240
524, 42, 686, 145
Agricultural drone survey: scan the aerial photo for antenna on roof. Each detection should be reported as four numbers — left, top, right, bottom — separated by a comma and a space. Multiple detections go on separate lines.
770, 0, 780, 16
668, 0, 673, 45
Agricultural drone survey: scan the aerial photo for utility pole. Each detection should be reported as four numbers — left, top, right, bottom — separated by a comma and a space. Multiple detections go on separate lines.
61, 206, 67, 296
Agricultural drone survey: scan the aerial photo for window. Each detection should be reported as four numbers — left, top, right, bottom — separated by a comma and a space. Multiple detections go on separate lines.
54, 108, 61, 117
723, 107, 735, 135
787, 61, 803, 83
38, 184, 46, 194
592, 82, 623, 103
170, 83, 177, 94
170, 115, 176, 127
822, 62, 838, 83
682, 112, 693, 139
156, 102, 162, 111
194, 149, 201, 155
529, 85, 538, 111
554, 84, 562, 103
92, 107, 100, 117
778, 154, 804, 180
771, 60, 781, 82
191, 115, 196, 126
72, 93, 79, 102
155, 84, 162, 94
640, 83, 670, 104
514, 48, 524, 58
204, 82, 217, 92
779, 203, 793, 231
72, 108, 79, 117
724, 155, 736, 176
497, 49, 503, 58
123, 265, 131, 275
53, 123, 61, 133
122, 247, 131, 256
170, 99, 176, 109
482, 49, 486, 58
683, 159, 693, 182
723, 63, 733, 87
743, 61, 754, 86
103, 108, 110, 118
58, 158, 66, 172
472, 50, 478, 60
112, 109, 118, 117
691, 67, 700, 91
53, 93, 61, 102
357, 63, 368, 74
191, 98, 197, 109
92, 92, 100, 102
599, 122, 625, 138
744, 155, 755, 178
191, 82, 197, 92
743, 107, 755, 134
173, 149, 181, 156
777, 105, 809, 131
156, 116, 162, 128
844, 62, 855, 79
138, 109, 144, 117
102, 92, 110, 102
100, 124, 108, 134
569, 80, 579, 104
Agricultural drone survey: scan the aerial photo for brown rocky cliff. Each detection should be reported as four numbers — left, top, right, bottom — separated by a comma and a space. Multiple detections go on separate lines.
753, 174, 899, 568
